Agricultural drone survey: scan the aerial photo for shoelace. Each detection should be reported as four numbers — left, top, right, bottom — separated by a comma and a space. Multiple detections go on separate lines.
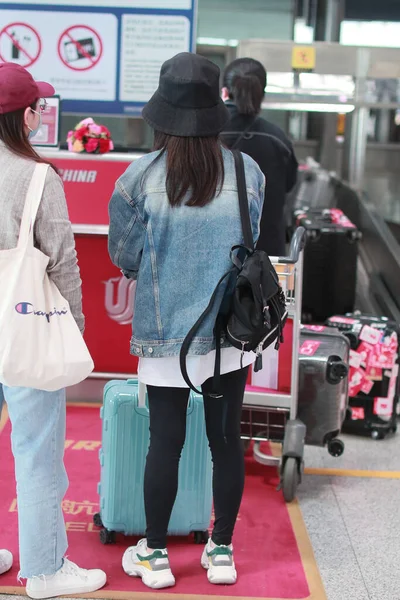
137, 539, 148, 551
133, 539, 148, 557
24, 560, 88, 590
61, 559, 88, 580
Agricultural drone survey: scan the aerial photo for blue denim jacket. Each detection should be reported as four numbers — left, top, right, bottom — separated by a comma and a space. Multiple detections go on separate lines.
108, 147, 265, 358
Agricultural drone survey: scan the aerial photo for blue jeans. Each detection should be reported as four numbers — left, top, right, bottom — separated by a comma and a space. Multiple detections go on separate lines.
0, 384, 68, 578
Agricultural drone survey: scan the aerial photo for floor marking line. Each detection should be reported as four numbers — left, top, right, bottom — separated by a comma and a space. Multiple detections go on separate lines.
305, 467, 400, 479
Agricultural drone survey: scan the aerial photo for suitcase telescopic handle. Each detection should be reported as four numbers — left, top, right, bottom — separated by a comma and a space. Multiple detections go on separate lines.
138, 382, 146, 408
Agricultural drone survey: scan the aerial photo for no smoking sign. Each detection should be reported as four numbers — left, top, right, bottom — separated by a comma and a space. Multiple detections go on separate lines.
0, 22, 41, 67
58, 25, 103, 71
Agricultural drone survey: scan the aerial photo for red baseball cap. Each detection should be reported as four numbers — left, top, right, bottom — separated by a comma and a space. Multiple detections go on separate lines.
0, 62, 55, 114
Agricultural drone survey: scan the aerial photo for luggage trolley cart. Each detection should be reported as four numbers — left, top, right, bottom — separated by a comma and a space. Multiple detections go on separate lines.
241, 227, 307, 503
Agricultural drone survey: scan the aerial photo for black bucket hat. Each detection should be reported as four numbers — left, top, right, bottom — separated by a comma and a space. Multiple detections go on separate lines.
142, 52, 229, 137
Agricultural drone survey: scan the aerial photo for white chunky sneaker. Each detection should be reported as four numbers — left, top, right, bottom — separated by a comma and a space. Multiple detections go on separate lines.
0, 549, 13, 575
26, 558, 107, 599
122, 538, 175, 589
201, 538, 237, 585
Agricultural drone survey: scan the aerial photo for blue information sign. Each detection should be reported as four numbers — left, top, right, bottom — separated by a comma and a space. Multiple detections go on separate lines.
0, 0, 197, 115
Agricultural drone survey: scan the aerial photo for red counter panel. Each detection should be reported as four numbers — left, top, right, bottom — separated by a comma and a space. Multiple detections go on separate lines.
40, 152, 146, 375
51, 157, 132, 226
75, 234, 138, 375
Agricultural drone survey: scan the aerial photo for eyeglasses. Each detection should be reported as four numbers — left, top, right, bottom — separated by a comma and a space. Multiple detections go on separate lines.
38, 98, 48, 113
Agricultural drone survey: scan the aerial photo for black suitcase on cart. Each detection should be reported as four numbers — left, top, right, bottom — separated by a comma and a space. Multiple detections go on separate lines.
298, 326, 350, 456
296, 208, 361, 323
326, 313, 399, 439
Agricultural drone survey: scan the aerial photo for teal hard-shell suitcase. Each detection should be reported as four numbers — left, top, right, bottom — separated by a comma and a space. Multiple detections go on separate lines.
94, 379, 212, 544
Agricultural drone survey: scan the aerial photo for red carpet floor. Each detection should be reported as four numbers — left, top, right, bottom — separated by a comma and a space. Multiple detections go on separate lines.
0, 405, 325, 600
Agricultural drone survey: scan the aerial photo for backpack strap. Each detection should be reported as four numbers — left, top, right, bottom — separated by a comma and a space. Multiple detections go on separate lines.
179, 151, 254, 397
179, 267, 236, 397
232, 150, 254, 251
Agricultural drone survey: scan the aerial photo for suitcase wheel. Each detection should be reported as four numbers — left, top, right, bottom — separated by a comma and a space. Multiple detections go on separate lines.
100, 528, 116, 545
371, 429, 385, 441
93, 513, 103, 528
327, 438, 345, 457
194, 531, 209, 545
281, 457, 301, 503
327, 359, 348, 384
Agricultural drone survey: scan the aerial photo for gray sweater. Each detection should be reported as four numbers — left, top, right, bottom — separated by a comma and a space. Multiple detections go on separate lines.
0, 141, 84, 332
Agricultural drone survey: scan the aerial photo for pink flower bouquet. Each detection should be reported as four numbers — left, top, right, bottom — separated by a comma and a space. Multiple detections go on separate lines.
67, 117, 114, 154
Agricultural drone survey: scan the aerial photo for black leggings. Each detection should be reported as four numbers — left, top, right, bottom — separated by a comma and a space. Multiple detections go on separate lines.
144, 366, 249, 549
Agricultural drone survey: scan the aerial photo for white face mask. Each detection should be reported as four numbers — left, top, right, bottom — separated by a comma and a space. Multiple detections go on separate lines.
28, 108, 42, 140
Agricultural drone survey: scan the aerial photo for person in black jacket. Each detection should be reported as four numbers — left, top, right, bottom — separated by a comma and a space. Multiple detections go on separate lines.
221, 58, 298, 256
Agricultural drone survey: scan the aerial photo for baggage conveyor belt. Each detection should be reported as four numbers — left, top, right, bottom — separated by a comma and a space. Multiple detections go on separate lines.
333, 179, 400, 323
387, 220, 400, 245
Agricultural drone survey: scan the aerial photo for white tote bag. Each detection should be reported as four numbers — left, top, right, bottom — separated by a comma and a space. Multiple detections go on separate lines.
0, 163, 94, 391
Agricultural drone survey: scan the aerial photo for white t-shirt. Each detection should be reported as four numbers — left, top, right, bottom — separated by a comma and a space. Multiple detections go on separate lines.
138, 347, 256, 388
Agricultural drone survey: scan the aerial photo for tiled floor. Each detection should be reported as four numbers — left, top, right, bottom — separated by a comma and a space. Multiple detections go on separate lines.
2, 430, 399, 600
299, 475, 371, 600
299, 431, 400, 600
304, 429, 400, 472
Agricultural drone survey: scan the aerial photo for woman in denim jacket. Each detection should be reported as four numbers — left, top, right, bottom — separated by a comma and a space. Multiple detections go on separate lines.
109, 53, 265, 590
0, 63, 106, 598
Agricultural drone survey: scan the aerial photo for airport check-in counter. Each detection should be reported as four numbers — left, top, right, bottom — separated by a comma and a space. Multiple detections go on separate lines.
43, 149, 145, 378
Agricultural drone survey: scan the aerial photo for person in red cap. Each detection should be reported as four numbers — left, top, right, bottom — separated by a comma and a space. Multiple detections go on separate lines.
0, 63, 107, 598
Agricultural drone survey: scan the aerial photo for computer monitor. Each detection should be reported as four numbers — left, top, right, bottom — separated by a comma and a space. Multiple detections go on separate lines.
31, 95, 61, 148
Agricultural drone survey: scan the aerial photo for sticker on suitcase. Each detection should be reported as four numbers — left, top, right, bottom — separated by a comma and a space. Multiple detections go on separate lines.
302, 325, 326, 332
299, 340, 321, 356
365, 365, 383, 381
360, 378, 374, 395
329, 208, 356, 229
329, 316, 357, 325
359, 325, 382, 345
348, 367, 368, 397
349, 349, 363, 369
368, 333, 398, 370
388, 365, 399, 401
355, 341, 374, 368
374, 397, 394, 418
351, 406, 365, 420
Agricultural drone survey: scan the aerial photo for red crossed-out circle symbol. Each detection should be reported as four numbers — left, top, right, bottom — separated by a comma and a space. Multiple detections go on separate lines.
58, 25, 103, 72
0, 22, 41, 68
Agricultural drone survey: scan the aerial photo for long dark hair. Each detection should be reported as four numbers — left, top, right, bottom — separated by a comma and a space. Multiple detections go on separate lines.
223, 58, 267, 116
0, 101, 56, 170
149, 131, 225, 208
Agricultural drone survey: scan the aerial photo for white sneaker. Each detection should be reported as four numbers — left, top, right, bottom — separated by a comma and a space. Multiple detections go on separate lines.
122, 538, 175, 589
26, 558, 106, 599
201, 538, 237, 585
0, 549, 13, 575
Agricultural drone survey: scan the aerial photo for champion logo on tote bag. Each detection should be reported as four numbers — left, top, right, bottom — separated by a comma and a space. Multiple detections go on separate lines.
0, 163, 94, 391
